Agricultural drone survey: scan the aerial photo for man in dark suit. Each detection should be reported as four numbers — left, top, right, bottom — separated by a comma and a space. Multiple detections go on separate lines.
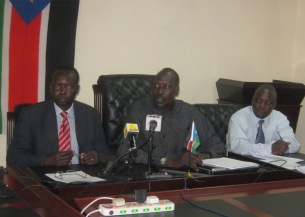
7, 66, 111, 170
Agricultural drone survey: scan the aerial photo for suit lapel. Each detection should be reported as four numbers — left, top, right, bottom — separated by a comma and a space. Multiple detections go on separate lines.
46, 101, 60, 151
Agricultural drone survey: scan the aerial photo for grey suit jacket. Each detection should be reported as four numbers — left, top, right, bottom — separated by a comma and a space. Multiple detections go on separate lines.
7, 100, 111, 170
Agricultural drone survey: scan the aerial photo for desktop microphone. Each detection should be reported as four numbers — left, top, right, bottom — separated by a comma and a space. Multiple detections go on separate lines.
145, 115, 162, 132
124, 123, 139, 156
149, 120, 157, 131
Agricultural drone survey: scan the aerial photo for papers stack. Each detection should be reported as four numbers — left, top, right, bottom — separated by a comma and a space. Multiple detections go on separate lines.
202, 157, 259, 170
45, 171, 106, 183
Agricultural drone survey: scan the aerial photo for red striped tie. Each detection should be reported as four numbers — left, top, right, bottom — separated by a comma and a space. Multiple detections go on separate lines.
58, 112, 71, 151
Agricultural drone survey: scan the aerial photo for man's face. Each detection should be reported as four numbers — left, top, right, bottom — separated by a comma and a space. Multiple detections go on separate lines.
151, 72, 179, 114
252, 89, 276, 119
49, 70, 79, 111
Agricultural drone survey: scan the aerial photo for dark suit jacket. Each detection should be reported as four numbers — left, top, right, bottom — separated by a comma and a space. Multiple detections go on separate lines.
6, 100, 111, 170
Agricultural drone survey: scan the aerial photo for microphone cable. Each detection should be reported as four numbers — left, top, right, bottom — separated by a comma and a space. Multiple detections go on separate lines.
252, 159, 287, 183
181, 177, 231, 217
106, 130, 156, 177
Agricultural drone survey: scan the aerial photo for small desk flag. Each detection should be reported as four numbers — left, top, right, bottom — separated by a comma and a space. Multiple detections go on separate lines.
186, 120, 200, 153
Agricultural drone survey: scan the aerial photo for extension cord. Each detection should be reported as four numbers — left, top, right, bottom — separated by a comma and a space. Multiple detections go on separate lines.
99, 199, 175, 216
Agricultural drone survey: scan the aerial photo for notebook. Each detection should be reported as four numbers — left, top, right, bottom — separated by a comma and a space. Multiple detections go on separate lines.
198, 157, 260, 175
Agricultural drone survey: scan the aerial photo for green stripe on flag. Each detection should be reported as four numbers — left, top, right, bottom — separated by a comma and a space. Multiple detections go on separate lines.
0, 0, 5, 133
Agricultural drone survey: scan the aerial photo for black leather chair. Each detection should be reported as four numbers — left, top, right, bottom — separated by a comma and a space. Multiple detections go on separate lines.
7, 103, 32, 149
193, 104, 242, 144
93, 74, 155, 154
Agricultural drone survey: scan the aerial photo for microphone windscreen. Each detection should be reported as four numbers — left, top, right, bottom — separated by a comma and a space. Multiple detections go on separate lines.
145, 115, 162, 132
149, 120, 157, 131
124, 123, 139, 138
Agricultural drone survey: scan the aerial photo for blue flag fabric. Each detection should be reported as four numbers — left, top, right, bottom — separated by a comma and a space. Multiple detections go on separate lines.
10, 0, 51, 24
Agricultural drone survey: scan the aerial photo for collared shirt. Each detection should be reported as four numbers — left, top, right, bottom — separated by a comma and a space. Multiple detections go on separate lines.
54, 103, 79, 164
118, 98, 226, 165
226, 106, 300, 157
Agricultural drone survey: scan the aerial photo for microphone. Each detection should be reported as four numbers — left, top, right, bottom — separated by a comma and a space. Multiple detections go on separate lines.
149, 120, 157, 131
124, 123, 139, 156
124, 123, 139, 138
103, 161, 115, 176
145, 115, 162, 132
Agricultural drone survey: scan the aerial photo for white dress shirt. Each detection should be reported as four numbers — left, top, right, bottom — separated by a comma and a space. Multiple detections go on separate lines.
226, 106, 300, 157
55, 103, 79, 164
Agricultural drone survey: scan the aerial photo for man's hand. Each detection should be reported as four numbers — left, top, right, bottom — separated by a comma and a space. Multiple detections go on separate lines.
81, 150, 100, 165
165, 152, 202, 171
43, 151, 73, 166
272, 140, 290, 155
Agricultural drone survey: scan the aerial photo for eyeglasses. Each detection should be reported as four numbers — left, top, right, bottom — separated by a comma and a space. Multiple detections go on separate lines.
55, 170, 87, 180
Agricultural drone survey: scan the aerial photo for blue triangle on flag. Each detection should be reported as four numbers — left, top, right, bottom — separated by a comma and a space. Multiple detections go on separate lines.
10, 0, 52, 24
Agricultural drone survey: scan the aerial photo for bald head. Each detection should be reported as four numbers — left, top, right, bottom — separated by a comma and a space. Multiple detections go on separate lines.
252, 84, 277, 119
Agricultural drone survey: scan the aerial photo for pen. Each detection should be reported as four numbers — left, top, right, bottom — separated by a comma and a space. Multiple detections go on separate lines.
277, 132, 283, 140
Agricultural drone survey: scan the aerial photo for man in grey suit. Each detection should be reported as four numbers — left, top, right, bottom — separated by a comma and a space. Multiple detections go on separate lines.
7, 66, 111, 170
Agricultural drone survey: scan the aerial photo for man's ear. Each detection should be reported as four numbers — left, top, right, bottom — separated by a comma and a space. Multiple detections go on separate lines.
49, 82, 52, 94
175, 86, 180, 97
76, 85, 80, 95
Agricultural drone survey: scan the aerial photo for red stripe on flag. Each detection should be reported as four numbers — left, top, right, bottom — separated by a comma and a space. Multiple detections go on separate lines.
8, 7, 41, 112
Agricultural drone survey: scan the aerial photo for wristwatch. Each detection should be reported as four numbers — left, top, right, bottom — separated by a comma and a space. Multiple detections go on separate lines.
160, 157, 167, 166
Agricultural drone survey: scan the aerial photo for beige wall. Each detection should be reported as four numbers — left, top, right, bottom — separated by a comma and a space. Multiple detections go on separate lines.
1, 0, 304, 166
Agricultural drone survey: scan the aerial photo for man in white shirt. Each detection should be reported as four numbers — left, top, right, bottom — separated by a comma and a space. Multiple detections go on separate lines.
226, 84, 300, 157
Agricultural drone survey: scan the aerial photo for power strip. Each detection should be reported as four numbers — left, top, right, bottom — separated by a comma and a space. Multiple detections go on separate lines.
99, 199, 175, 216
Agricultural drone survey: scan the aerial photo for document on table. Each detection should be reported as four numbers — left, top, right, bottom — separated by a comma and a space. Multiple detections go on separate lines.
259, 155, 303, 170
202, 157, 259, 170
296, 164, 305, 174
45, 171, 106, 183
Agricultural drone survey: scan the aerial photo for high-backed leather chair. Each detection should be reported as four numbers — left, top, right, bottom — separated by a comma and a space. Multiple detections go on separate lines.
7, 103, 32, 149
193, 104, 241, 144
93, 74, 155, 154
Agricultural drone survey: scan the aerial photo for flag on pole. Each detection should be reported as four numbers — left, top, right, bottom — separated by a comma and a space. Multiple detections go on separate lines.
186, 120, 200, 153
0, 0, 79, 133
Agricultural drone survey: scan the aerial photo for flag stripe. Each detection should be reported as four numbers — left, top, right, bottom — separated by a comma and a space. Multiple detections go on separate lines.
0, 0, 11, 133
45, 0, 79, 100
9, 7, 41, 111
38, 5, 50, 102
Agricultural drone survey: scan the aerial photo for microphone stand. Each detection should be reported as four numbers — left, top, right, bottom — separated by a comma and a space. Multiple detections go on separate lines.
145, 129, 171, 180
127, 135, 137, 178
147, 135, 154, 175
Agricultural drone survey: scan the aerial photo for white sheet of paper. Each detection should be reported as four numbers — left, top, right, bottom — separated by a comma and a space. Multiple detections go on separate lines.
202, 157, 259, 170
296, 165, 305, 174
45, 171, 106, 183
259, 155, 303, 170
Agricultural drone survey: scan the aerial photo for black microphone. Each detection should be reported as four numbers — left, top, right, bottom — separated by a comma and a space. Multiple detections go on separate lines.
124, 123, 139, 156
103, 161, 115, 176
145, 115, 162, 132
149, 120, 157, 131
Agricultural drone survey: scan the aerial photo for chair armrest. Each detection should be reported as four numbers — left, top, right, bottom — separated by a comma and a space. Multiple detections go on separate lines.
93, 84, 103, 120
7, 112, 15, 150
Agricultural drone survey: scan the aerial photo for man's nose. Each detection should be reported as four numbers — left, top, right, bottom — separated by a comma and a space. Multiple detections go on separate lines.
157, 87, 164, 94
258, 101, 267, 109
59, 86, 68, 93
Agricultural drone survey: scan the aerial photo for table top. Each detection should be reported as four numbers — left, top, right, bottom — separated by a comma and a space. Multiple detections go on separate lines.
75, 178, 305, 217
5, 153, 305, 217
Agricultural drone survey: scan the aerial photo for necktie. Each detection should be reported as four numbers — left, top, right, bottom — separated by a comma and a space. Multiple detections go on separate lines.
58, 112, 71, 151
255, 120, 265, 144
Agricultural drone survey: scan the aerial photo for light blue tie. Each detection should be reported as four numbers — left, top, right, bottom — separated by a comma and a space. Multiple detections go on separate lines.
255, 120, 265, 144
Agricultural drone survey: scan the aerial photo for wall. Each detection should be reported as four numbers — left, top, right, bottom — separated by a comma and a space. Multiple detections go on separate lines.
0, 0, 304, 166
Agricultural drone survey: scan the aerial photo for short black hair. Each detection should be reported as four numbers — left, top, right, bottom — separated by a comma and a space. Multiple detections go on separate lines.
51, 65, 80, 84
253, 84, 277, 102
157, 68, 180, 86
